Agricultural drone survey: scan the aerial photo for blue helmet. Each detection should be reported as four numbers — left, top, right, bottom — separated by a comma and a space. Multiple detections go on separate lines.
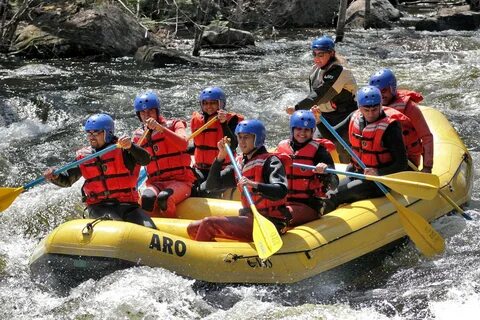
357, 86, 382, 107
290, 110, 316, 131
311, 36, 335, 52
84, 113, 115, 143
199, 86, 226, 109
235, 119, 266, 148
134, 92, 160, 112
369, 68, 397, 96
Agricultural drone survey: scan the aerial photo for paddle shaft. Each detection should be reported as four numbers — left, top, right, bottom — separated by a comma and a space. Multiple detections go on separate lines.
293, 163, 376, 180
224, 144, 255, 206
188, 116, 218, 141
23, 144, 118, 190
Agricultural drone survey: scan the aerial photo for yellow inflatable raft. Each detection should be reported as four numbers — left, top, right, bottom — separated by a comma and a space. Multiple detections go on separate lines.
29, 107, 473, 286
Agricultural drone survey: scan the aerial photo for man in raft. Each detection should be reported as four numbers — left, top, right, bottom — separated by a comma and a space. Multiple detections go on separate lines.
189, 86, 244, 197
286, 35, 357, 163
369, 68, 433, 172
323, 86, 409, 209
276, 110, 339, 226
187, 119, 291, 241
43, 113, 156, 229
132, 91, 196, 218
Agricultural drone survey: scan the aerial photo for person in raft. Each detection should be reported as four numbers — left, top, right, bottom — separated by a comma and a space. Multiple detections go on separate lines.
276, 110, 339, 226
189, 86, 244, 197
286, 35, 358, 163
187, 119, 292, 241
369, 68, 433, 172
322, 86, 409, 209
43, 113, 156, 229
132, 91, 196, 218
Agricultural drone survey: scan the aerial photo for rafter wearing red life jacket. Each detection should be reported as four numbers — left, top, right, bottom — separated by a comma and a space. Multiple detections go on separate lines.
349, 109, 398, 170
385, 90, 432, 168
382, 106, 423, 167
133, 116, 195, 183
77, 146, 139, 205
277, 138, 336, 201
191, 112, 244, 169
237, 153, 290, 222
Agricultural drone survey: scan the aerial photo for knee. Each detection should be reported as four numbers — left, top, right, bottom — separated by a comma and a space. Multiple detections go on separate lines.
141, 189, 157, 212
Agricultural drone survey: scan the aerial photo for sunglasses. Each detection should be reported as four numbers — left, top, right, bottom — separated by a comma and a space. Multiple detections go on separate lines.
86, 130, 103, 137
360, 105, 381, 110
312, 51, 329, 57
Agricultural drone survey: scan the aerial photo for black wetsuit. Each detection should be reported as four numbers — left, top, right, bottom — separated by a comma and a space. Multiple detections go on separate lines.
295, 58, 358, 163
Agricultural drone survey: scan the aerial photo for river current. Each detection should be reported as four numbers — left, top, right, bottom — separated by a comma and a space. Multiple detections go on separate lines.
0, 28, 479, 319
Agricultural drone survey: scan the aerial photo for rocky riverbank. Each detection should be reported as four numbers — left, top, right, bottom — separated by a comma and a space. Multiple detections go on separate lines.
0, 0, 478, 62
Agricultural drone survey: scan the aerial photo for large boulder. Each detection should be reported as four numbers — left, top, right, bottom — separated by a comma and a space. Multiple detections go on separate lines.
200, 25, 255, 49
346, 0, 402, 28
134, 45, 204, 67
413, 5, 480, 31
13, 3, 149, 58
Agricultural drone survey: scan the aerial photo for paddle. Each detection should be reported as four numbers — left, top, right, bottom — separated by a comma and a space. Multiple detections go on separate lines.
0, 143, 118, 212
188, 116, 218, 141
407, 160, 471, 220
224, 143, 283, 260
293, 163, 439, 200
318, 115, 445, 257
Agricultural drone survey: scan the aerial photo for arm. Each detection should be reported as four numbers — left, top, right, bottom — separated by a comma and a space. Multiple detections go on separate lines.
406, 103, 434, 169
378, 122, 408, 176
313, 147, 339, 190
45, 166, 82, 188
122, 143, 151, 171
254, 156, 288, 200
163, 121, 189, 150
295, 65, 343, 110
204, 159, 237, 191
223, 115, 240, 150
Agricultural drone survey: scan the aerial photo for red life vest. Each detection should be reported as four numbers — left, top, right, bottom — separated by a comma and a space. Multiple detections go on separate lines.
77, 146, 139, 205
190, 111, 244, 169
237, 153, 288, 221
349, 109, 397, 169
133, 117, 195, 183
383, 107, 423, 160
388, 89, 423, 113
386, 92, 425, 161
277, 138, 335, 200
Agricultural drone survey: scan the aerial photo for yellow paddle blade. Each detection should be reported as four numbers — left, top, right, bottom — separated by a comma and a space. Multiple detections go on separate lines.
250, 204, 283, 260
368, 171, 440, 200
0, 187, 25, 212
386, 193, 445, 257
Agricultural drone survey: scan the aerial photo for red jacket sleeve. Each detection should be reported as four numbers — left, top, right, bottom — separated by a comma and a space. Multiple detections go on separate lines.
406, 102, 434, 168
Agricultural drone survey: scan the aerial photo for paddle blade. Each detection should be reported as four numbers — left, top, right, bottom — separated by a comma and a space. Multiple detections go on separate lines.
388, 194, 445, 257
375, 171, 440, 200
250, 204, 283, 260
0, 187, 24, 212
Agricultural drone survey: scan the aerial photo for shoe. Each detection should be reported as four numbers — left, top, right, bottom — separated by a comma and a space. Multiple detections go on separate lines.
319, 198, 337, 216
157, 189, 173, 211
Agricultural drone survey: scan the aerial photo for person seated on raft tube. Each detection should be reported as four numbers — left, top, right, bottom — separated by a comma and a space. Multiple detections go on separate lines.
43, 114, 156, 229
189, 86, 244, 197
187, 119, 292, 242
276, 110, 339, 226
322, 86, 409, 209
285, 35, 358, 164
132, 91, 196, 218
369, 68, 434, 173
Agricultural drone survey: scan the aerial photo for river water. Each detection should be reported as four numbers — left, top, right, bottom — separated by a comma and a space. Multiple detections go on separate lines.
0, 28, 479, 319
